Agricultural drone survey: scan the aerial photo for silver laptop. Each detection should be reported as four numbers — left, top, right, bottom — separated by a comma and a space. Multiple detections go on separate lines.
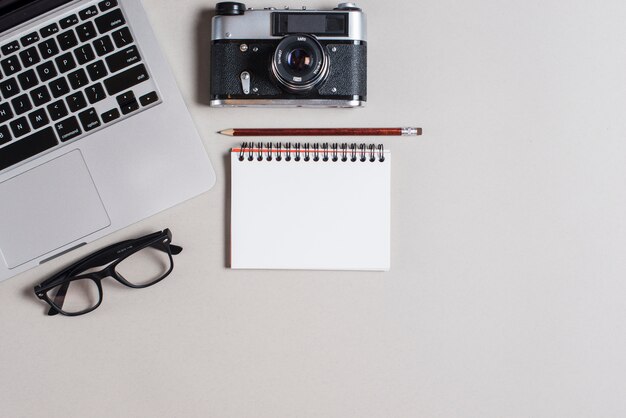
0, 0, 216, 282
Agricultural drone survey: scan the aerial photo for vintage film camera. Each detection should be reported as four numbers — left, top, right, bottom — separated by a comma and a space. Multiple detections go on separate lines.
210, 2, 367, 107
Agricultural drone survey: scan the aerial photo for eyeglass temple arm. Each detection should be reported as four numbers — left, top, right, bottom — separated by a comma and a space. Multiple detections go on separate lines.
36, 236, 152, 290
66, 230, 181, 273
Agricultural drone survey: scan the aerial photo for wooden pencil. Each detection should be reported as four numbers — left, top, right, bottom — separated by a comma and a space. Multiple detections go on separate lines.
218, 127, 422, 137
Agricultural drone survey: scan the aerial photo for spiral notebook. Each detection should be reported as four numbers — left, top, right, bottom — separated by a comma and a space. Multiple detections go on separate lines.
230, 142, 391, 271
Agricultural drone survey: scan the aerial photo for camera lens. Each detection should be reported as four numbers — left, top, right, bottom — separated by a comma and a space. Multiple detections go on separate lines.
271, 35, 329, 93
286, 48, 313, 73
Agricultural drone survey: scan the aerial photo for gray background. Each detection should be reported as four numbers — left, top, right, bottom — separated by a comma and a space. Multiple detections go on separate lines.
2, 0, 626, 417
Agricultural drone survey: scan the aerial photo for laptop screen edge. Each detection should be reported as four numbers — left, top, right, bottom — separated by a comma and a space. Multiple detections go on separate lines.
0, 0, 74, 34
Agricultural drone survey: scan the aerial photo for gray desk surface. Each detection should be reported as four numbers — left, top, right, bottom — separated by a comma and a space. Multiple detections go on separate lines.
2, 0, 626, 417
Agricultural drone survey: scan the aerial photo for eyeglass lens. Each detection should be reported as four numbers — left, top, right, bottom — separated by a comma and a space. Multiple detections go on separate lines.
46, 278, 100, 314
115, 245, 172, 286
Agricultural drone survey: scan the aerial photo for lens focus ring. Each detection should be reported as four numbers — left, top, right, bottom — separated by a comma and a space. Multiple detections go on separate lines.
271, 35, 329, 93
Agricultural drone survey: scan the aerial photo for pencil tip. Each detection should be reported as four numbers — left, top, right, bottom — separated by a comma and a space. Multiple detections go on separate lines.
219, 129, 234, 136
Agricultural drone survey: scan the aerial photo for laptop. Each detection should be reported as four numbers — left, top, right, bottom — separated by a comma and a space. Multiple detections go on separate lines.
0, 0, 216, 283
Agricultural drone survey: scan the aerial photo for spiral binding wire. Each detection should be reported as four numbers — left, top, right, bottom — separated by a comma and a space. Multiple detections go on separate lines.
238, 142, 386, 162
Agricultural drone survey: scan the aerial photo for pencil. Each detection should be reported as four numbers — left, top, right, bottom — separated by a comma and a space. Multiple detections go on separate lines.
218, 127, 422, 137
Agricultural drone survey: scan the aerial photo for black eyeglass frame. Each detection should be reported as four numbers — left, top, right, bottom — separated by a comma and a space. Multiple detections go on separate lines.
33, 229, 182, 316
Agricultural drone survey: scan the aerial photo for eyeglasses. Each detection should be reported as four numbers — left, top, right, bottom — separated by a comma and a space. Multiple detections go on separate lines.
34, 229, 182, 316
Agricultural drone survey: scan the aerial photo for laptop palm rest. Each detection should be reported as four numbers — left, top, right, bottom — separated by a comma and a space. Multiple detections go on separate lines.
0, 150, 110, 269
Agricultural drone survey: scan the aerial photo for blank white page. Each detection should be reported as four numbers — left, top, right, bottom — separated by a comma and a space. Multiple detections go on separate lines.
230, 145, 390, 271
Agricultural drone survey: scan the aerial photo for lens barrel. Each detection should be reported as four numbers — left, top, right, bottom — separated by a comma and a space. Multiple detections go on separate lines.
271, 35, 329, 93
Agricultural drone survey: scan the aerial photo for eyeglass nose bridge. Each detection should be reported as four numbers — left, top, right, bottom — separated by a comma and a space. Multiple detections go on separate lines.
80, 265, 116, 281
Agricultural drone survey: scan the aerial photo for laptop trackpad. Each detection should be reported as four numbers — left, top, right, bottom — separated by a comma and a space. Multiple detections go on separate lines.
0, 150, 110, 268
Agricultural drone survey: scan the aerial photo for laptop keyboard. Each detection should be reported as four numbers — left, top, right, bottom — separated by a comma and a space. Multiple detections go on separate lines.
0, 0, 161, 172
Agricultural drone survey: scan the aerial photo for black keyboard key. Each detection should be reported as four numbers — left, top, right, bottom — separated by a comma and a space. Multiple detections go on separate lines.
76, 21, 97, 43
103, 63, 148, 95
0, 78, 20, 99
1, 41, 20, 55
139, 91, 158, 107
120, 98, 138, 114
38, 38, 59, 59
20, 32, 40, 47
66, 91, 87, 112
106, 45, 140, 73
54, 116, 81, 142
17, 69, 38, 90
0, 126, 58, 171
57, 30, 78, 51
1, 56, 22, 76
116, 90, 137, 114
116, 90, 134, 105
79, 5, 99, 20
60, 14, 79, 29
11, 94, 32, 115
111, 27, 133, 48
78, 108, 101, 131
86, 60, 108, 81
92, 35, 114, 56
68, 68, 89, 89
0, 125, 10, 145
55, 52, 77, 73
28, 108, 49, 130
98, 0, 118, 12
10, 116, 30, 137
19, 47, 40, 68
95, 9, 125, 34
36, 61, 57, 82
31, 85, 51, 106
49, 77, 70, 98
40, 23, 60, 38
0, 103, 13, 123
101, 108, 120, 123
47, 100, 68, 121
85, 83, 105, 104
74, 44, 96, 65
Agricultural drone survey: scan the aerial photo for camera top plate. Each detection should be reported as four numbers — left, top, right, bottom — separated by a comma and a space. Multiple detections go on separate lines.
212, 4, 366, 42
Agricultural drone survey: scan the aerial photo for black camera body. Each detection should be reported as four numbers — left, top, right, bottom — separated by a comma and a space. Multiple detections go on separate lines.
210, 2, 367, 107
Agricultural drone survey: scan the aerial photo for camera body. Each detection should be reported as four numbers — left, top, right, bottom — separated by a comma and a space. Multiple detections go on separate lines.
210, 2, 367, 107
